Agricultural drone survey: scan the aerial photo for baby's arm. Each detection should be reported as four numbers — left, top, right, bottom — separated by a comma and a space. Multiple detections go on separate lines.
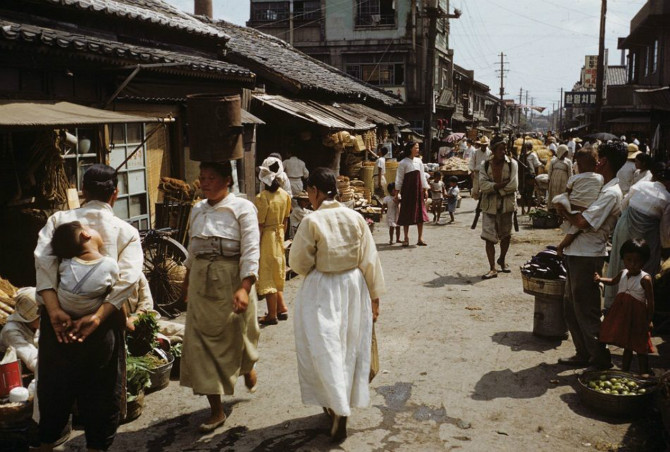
594, 269, 623, 286
641, 274, 654, 324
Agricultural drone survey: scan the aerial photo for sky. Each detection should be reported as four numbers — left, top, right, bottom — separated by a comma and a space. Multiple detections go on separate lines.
165, 0, 647, 115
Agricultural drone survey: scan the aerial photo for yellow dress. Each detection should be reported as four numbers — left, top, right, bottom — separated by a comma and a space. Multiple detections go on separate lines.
255, 188, 292, 296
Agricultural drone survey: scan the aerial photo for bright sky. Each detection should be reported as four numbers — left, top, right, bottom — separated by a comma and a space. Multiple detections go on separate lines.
166, 0, 646, 115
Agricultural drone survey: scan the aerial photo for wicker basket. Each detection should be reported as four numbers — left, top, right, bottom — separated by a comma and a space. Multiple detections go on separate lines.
577, 370, 658, 418
521, 274, 565, 299
0, 399, 33, 425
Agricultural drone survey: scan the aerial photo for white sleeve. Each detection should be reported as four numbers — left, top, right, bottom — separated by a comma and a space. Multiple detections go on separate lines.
104, 227, 143, 310
238, 202, 260, 280
395, 160, 407, 191
582, 190, 619, 232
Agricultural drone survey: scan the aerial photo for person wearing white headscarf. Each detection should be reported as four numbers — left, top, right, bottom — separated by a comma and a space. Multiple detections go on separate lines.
547, 144, 573, 210
0, 287, 40, 372
267, 153, 293, 196
256, 157, 292, 325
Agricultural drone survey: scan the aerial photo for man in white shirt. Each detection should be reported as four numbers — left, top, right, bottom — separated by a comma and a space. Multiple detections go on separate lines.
375, 147, 389, 197
567, 137, 576, 160
554, 141, 627, 371
283, 151, 309, 195
462, 139, 475, 161
468, 136, 491, 200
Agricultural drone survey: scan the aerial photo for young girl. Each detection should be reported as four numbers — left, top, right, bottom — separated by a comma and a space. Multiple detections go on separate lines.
383, 182, 400, 244
445, 176, 460, 224
429, 172, 446, 224
596, 239, 655, 374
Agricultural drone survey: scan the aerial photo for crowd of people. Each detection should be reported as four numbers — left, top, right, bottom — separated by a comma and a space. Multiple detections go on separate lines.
1, 128, 669, 450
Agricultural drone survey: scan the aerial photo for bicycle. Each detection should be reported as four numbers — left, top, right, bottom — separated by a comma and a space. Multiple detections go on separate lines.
140, 228, 188, 318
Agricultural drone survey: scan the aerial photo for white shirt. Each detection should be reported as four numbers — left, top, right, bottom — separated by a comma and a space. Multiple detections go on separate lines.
616, 161, 637, 194
57, 256, 119, 317
463, 145, 475, 161
395, 157, 430, 191
0, 321, 37, 372
564, 178, 622, 257
632, 169, 652, 186
186, 193, 260, 280
468, 147, 491, 172
567, 140, 576, 159
283, 156, 309, 180
622, 180, 670, 218
277, 172, 292, 197
526, 152, 542, 175
566, 172, 604, 208
34, 201, 143, 310
617, 269, 649, 303
376, 157, 386, 175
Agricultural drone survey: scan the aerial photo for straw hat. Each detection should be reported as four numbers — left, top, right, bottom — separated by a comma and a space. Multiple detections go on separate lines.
293, 190, 309, 200
627, 143, 640, 160
7, 287, 39, 323
548, 137, 557, 143
476, 136, 490, 146
557, 144, 569, 158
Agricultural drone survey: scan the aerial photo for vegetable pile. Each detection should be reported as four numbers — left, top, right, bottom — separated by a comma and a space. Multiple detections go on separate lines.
585, 375, 648, 396
520, 246, 567, 280
127, 312, 160, 357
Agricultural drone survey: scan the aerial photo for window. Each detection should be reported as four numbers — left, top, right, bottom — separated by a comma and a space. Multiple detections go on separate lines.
294, 1, 321, 21
645, 46, 650, 77
629, 51, 637, 83
345, 54, 405, 86
355, 0, 396, 27
652, 39, 659, 73
109, 123, 150, 230
251, 2, 289, 22
61, 127, 99, 194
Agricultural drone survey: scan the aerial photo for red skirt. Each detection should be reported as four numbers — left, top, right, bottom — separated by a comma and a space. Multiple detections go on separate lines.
397, 170, 429, 226
599, 292, 654, 354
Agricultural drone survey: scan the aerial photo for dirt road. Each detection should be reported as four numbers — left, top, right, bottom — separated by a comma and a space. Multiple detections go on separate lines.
63, 196, 665, 451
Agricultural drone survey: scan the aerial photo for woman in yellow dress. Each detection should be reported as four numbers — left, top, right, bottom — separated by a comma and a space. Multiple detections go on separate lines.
256, 157, 292, 325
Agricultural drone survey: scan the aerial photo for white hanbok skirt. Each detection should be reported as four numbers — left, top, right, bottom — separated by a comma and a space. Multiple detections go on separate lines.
294, 267, 373, 416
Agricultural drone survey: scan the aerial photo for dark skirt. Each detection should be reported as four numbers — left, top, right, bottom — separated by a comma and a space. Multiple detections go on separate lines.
397, 170, 429, 226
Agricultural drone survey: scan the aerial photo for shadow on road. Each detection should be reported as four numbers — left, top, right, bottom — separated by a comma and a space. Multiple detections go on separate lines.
491, 331, 563, 353
107, 409, 337, 452
423, 271, 481, 287
471, 363, 571, 401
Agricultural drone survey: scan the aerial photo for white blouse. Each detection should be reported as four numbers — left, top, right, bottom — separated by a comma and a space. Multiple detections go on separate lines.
622, 180, 670, 218
395, 157, 429, 191
187, 193, 260, 280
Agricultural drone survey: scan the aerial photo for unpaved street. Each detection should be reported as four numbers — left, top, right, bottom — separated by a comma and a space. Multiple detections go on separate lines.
63, 196, 665, 451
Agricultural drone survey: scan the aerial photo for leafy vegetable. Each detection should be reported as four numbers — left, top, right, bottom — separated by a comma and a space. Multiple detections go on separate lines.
126, 354, 153, 400
127, 312, 159, 357
170, 342, 183, 359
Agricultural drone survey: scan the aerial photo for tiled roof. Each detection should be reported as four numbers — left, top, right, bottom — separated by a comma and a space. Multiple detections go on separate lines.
32, 0, 227, 39
0, 19, 253, 80
607, 65, 628, 86
210, 20, 401, 106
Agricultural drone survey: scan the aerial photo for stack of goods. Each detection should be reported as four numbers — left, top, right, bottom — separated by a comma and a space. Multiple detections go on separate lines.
336, 176, 354, 202
0, 278, 17, 327
360, 161, 375, 193
362, 130, 377, 152
520, 246, 567, 280
440, 157, 469, 175
350, 180, 372, 204
158, 177, 195, 201
385, 160, 399, 187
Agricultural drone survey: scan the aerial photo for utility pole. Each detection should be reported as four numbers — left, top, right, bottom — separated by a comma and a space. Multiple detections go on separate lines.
525, 90, 529, 121
552, 102, 556, 130
496, 53, 508, 134
530, 97, 534, 130
559, 87, 564, 134
595, 0, 607, 130
518, 87, 523, 128
289, 0, 294, 45
422, 4, 461, 162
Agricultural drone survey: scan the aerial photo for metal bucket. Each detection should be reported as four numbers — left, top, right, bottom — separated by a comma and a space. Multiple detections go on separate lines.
533, 295, 568, 338
187, 94, 244, 162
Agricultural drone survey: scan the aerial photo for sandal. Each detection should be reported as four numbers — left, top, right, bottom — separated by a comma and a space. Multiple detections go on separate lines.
497, 259, 511, 273
401, 241, 409, 247
278, 311, 289, 321
481, 270, 498, 280
417, 241, 428, 246
258, 316, 278, 326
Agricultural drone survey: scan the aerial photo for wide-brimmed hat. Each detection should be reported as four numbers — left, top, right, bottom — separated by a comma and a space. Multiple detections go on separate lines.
293, 190, 309, 200
548, 136, 557, 143
476, 136, 490, 146
627, 143, 640, 160
557, 144, 569, 158
7, 287, 39, 323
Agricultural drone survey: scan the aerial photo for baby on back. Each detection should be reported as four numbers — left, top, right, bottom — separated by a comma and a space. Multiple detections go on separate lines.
552, 147, 603, 213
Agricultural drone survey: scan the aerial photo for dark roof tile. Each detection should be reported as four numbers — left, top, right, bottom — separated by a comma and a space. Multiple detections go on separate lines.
210, 19, 400, 106
0, 19, 253, 80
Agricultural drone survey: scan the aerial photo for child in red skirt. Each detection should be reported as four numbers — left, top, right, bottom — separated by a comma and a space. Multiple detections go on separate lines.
595, 238, 655, 374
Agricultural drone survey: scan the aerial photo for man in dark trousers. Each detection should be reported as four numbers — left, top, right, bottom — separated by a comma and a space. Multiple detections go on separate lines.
554, 141, 627, 371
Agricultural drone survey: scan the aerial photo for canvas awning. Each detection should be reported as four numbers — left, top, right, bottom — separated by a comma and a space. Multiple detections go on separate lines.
252, 94, 375, 131
0, 101, 154, 129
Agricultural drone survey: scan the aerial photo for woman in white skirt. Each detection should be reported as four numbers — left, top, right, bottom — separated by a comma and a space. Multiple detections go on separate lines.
289, 168, 385, 441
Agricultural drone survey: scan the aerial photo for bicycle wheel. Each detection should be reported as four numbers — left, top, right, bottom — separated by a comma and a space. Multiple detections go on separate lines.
143, 236, 188, 318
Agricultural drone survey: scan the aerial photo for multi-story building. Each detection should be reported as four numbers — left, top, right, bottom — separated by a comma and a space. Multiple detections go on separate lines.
607, 0, 670, 156
247, 0, 457, 144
